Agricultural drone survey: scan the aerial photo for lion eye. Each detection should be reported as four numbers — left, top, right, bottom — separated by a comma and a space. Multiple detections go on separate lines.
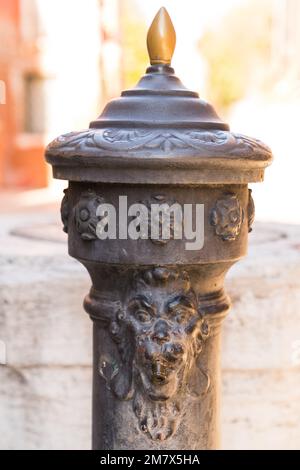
135, 309, 151, 323
175, 310, 187, 324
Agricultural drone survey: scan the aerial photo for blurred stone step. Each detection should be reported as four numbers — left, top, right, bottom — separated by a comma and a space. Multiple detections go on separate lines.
0, 213, 300, 449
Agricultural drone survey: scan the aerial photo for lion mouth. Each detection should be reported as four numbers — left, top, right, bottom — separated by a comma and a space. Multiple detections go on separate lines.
139, 365, 176, 400
150, 361, 172, 385
151, 373, 169, 385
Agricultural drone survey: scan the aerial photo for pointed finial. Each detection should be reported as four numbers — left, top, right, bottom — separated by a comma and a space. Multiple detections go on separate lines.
147, 7, 176, 66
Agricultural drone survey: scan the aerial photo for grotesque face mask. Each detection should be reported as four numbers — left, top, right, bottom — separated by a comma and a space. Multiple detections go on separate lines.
100, 267, 209, 441
126, 271, 204, 402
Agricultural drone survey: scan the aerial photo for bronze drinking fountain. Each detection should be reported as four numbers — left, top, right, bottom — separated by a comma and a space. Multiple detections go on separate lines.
45, 7, 272, 450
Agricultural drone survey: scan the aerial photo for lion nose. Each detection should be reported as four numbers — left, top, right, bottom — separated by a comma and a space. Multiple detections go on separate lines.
152, 320, 170, 344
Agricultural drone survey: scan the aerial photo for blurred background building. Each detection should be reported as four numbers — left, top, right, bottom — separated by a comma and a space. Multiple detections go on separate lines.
0, 0, 122, 189
1, 0, 300, 450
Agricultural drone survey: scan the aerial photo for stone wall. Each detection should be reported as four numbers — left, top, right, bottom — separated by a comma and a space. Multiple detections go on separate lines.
0, 210, 299, 449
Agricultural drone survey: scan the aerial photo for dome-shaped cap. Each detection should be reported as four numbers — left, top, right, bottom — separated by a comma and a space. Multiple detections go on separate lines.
89, 7, 228, 132
46, 7, 272, 185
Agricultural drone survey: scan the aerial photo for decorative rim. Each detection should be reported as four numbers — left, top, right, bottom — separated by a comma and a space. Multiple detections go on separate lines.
46, 128, 272, 161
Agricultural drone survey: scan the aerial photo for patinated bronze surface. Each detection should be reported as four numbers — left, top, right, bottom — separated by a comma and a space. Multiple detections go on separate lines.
45, 8, 272, 450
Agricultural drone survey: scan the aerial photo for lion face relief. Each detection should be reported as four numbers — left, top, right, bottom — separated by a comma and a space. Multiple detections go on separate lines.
127, 277, 204, 402
103, 268, 209, 441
